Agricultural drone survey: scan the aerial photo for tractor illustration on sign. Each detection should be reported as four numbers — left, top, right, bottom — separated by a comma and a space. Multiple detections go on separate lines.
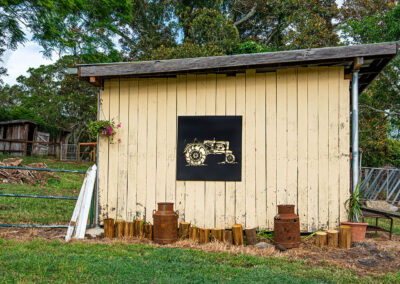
184, 138, 236, 166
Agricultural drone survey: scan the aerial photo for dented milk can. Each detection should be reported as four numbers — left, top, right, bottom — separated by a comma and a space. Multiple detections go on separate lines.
274, 205, 300, 248
153, 202, 179, 244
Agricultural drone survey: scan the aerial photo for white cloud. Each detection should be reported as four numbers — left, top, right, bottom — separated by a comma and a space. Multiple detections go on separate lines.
2, 41, 58, 85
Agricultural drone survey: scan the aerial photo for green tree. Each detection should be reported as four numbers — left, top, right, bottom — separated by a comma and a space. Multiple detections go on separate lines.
144, 3, 239, 60
117, 0, 177, 60
0, 0, 132, 78
228, 0, 340, 50
340, 3, 400, 166
0, 56, 98, 143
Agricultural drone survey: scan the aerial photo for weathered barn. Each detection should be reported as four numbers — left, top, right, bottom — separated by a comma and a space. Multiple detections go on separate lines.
78, 42, 398, 231
0, 119, 71, 157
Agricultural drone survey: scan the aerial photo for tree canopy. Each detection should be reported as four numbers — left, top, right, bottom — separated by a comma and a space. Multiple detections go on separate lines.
0, 0, 399, 166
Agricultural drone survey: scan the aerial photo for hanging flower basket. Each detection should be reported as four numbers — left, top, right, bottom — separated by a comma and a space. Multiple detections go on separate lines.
88, 120, 121, 143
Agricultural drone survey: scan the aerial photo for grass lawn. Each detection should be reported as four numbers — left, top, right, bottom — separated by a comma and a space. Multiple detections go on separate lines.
1, 155, 400, 283
0, 154, 92, 225
0, 239, 399, 283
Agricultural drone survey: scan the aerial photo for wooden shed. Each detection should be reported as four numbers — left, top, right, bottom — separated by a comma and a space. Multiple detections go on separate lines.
78, 42, 398, 232
0, 119, 71, 157
0, 120, 37, 156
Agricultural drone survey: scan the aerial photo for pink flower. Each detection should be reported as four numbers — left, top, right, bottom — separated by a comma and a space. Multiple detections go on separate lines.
101, 131, 106, 135
117, 124, 121, 128
118, 138, 121, 143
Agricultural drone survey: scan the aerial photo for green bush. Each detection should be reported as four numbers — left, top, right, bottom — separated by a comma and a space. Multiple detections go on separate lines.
387, 139, 400, 168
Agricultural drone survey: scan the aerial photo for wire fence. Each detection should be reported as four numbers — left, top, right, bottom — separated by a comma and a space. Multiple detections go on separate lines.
61, 144, 78, 161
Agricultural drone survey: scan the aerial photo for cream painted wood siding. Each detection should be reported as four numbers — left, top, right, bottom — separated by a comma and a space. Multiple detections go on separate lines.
98, 67, 350, 231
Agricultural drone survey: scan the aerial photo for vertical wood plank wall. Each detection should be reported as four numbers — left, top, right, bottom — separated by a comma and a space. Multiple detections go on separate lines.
98, 67, 350, 231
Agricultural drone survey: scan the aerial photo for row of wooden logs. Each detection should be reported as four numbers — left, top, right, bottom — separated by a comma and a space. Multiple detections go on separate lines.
105, 219, 353, 250
104, 219, 255, 246
180, 223, 256, 245
104, 219, 153, 240
315, 225, 352, 249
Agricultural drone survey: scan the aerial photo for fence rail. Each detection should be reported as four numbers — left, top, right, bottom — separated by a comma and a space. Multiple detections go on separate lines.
0, 165, 94, 228
0, 165, 86, 174
0, 193, 78, 200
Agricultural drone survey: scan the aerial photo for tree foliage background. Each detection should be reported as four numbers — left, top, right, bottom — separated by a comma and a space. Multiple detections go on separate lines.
0, 0, 399, 166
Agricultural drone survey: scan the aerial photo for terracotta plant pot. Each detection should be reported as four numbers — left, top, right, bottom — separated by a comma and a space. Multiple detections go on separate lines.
341, 221, 368, 242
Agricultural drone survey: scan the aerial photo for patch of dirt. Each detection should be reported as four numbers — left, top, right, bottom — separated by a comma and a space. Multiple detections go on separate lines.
0, 227, 67, 240
291, 234, 400, 276
1, 227, 399, 276
0, 158, 59, 185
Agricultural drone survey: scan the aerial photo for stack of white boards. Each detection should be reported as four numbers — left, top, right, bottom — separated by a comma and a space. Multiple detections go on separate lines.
65, 164, 97, 242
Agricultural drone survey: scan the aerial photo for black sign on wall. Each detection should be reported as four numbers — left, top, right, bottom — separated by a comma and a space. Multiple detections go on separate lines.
176, 116, 242, 181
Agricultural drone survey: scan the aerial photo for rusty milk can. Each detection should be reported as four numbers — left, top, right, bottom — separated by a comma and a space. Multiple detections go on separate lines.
153, 202, 179, 244
274, 204, 300, 248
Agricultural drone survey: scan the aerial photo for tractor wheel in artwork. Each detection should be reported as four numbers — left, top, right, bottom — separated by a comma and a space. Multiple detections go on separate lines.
225, 153, 235, 164
184, 144, 207, 166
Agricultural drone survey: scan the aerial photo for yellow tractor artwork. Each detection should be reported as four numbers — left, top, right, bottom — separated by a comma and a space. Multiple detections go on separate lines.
183, 138, 236, 166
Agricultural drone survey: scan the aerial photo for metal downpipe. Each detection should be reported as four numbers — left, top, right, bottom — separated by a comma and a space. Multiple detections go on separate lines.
352, 71, 360, 222
352, 71, 359, 193
95, 88, 101, 227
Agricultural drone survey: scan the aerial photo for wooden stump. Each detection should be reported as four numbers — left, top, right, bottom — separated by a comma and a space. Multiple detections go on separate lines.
223, 230, 233, 244
199, 228, 210, 243
315, 232, 327, 247
135, 219, 144, 237
123, 222, 130, 238
179, 222, 190, 239
211, 229, 223, 242
189, 227, 199, 242
116, 220, 125, 238
144, 224, 153, 240
339, 225, 351, 249
327, 229, 339, 248
104, 218, 115, 238
232, 224, 244, 246
126, 222, 135, 238
245, 228, 257, 246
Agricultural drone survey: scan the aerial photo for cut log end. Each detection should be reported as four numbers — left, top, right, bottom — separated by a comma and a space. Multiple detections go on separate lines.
245, 228, 257, 246
315, 232, 327, 248
327, 229, 339, 248
223, 230, 233, 244
232, 224, 244, 246
115, 220, 125, 238
199, 228, 210, 244
104, 218, 115, 238
339, 225, 351, 249
134, 219, 144, 237
179, 222, 191, 239
189, 227, 199, 242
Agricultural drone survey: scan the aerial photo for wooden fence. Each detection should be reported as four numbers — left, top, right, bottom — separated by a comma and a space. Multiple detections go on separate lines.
0, 138, 61, 159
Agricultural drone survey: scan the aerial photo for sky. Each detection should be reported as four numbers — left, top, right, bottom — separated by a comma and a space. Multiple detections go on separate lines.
1, 0, 345, 86
2, 39, 57, 85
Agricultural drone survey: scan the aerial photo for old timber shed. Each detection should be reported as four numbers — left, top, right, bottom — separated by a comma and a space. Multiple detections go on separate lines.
78, 42, 398, 232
